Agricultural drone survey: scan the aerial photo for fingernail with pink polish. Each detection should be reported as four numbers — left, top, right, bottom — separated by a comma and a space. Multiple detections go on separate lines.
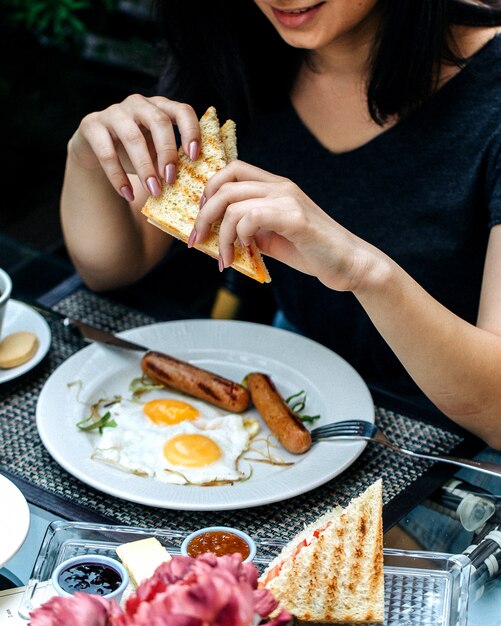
120, 185, 134, 202
189, 141, 199, 161
165, 163, 176, 184
218, 255, 225, 272
188, 228, 197, 249
146, 176, 161, 197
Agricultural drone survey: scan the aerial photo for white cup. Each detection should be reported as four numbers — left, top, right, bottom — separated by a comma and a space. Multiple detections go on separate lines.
0, 269, 13, 340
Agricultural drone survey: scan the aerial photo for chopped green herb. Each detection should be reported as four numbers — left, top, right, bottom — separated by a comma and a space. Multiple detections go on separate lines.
286, 389, 321, 424
77, 411, 117, 434
241, 466, 254, 482
129, 376, 165, 398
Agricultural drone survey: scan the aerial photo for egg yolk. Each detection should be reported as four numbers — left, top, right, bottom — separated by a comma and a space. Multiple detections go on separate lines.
163, 434, 222, 467
144, 399, 200, 425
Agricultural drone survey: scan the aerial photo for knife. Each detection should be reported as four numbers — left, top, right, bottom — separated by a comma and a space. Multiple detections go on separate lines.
29, 301, 149, 352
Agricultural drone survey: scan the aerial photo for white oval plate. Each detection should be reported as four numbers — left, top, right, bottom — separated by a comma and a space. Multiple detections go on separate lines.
0, 300, 51, 383
36, 319, 374, 511
0, 474, 30, 566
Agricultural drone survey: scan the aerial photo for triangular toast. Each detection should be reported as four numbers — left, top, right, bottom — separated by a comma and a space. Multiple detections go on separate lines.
259, 480, 384, 623
142, 106, 271, 283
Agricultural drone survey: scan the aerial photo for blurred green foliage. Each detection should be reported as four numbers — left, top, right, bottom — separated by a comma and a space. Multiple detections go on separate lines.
4, 0, 119, 47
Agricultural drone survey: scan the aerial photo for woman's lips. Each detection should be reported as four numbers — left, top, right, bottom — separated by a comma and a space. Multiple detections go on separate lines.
271, 3, 324, 27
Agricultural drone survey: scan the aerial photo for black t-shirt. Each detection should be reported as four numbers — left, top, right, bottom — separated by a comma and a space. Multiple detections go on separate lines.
239, 35, 501, 419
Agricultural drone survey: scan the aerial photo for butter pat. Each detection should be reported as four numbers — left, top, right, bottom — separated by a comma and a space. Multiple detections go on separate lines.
116, 537, 171, 587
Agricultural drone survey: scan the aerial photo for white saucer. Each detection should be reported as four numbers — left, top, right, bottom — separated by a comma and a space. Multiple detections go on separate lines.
0, 300, 51, 383
0, 474, 30, 566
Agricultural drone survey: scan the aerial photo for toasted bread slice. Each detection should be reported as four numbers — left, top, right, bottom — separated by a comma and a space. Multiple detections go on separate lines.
142, 107, 271, 283
259, 480, 384, 624
221, 118, 238, 162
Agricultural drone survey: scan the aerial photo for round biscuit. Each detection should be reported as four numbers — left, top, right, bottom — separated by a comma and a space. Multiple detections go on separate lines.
0, 331, 40, 369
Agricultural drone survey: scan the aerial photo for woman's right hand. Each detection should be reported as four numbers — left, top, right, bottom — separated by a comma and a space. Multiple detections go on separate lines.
67, 94, 202, 202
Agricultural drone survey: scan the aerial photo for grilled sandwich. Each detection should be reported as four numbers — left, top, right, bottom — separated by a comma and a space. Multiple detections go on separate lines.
141, 106, 271, 284
259, 480, 384, 624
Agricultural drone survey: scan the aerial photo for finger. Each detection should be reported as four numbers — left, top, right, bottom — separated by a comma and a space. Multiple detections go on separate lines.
193, 180, 271, 244
192, 182, 270, 252
150, 99, 201, 160
114, 119, 162, 197
217, 199, 274, 268
133, 106, 178, 183
203, 160, 284, 199
189, 194, 231, 258
83, 121, 135, 202
236, 196, 307, 242
218, 198, 260, 267
226, 196, 303, 249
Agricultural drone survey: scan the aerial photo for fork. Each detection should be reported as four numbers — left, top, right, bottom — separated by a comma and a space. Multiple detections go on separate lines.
310, 420, 501, 478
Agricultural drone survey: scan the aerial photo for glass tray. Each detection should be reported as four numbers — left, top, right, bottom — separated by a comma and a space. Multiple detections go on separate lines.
19, 521, 471, 625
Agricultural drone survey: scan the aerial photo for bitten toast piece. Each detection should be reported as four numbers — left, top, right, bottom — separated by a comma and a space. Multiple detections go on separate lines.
142, 106, 270, 283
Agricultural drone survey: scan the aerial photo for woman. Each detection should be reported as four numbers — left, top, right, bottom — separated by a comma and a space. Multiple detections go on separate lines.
60, 1, 501, 446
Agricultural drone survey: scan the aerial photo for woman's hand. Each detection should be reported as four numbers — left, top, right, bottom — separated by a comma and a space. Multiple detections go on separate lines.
191, 160, 388, 293
67, 95, 201, 203
192, 161, 501, 447
61, 95, 202, 291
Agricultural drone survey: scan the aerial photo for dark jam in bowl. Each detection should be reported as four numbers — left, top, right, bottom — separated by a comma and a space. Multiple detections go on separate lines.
57, 561, 123, 596
187, 530, 251, 560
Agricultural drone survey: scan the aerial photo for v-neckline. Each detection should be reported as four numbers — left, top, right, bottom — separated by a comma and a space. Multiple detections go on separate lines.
288, 33, 501, 159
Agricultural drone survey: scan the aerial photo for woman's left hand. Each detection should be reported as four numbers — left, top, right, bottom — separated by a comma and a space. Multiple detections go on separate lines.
191, 160, 384, 293
193, 162, 501, 449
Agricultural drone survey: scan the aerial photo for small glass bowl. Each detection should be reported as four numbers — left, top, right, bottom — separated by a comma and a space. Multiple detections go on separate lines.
51, 554, 129, 602
181, 526, 257, 563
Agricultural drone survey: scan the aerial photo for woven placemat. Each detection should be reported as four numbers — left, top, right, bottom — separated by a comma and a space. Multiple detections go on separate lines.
0, 289, 467, 538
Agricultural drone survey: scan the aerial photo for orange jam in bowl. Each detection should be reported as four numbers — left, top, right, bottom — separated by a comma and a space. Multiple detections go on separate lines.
181, 526, 256, 562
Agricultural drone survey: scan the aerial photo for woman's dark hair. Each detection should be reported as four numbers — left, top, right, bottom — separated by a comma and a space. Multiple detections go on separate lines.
368, 0, 501, 122
155, 0, 501, 126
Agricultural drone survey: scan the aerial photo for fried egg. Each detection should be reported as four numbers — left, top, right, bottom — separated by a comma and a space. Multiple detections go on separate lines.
143, 398, 200, 425
90, 399, 257, 485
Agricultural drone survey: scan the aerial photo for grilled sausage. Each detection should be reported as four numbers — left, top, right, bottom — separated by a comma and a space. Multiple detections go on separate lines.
141, 350, 250, 412
246, 372, 312, 454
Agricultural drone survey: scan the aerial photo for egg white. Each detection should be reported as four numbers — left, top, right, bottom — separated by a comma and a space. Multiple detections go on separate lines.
90, 399, 256, 485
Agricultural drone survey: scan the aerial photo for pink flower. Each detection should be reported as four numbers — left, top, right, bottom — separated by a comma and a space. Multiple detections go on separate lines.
29, 592, 124, 626
29, 553, 292, 626
126, 554, 288, 626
